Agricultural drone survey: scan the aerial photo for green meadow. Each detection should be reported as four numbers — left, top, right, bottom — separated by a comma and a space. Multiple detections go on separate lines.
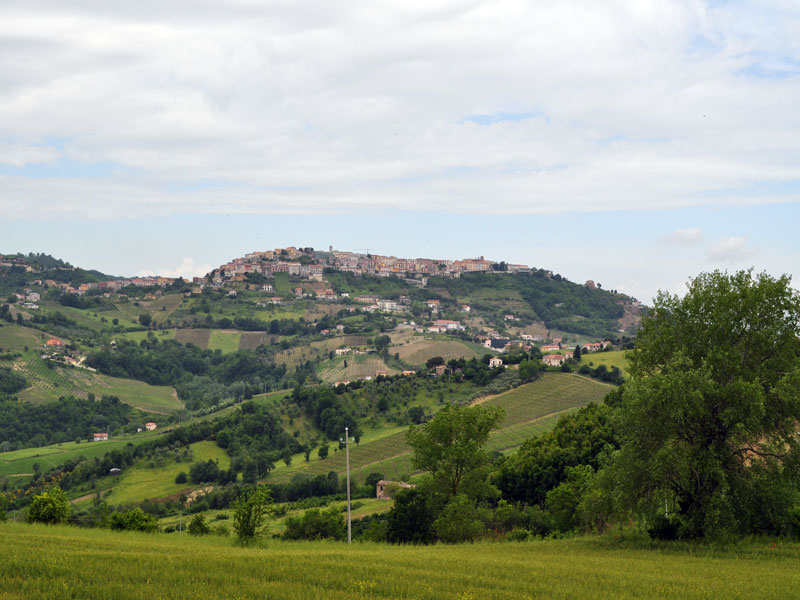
1, 522, 797, 600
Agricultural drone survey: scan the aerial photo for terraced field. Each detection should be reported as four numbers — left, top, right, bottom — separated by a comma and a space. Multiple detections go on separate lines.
395, 338, 482, 366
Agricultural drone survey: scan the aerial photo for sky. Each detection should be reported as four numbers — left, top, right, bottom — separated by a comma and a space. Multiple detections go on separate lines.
1, 0, 799, 303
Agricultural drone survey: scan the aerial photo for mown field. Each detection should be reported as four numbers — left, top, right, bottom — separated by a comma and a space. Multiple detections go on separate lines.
579, 349, 630, 376
1, 523, 797, 600
10, 352, 181, 412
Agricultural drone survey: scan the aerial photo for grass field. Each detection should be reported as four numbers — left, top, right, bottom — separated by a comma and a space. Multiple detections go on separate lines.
207, 330, 242, 353
117, 329, 176, 344
11, 352, 181, 412
2, 523, 798, 600
579, 349, 630, 376
101, 440, 229, 506
0, 432, 161, 483
0, 324, 45, 349
394, 338, 482, 366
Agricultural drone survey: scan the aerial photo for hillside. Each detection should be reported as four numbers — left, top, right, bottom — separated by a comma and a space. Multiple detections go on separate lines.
268, 373, 611, 485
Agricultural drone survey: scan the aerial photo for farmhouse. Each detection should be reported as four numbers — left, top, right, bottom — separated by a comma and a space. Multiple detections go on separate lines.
45, 338, 63, 348
93, 433, 109, 441
542, 354, 567, 367
489, 357, 503, 368
541, 344, 561, 352
145, 422, 157, 431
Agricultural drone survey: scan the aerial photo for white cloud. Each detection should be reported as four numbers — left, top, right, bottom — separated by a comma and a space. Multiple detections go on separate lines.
706, 236, 757, 263
0, 1, 798, 217
661, 227, 704, 245
137, 257, 211, 279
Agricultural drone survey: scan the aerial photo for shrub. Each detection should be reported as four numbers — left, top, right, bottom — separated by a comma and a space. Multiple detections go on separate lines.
27, 487, 70, 525
109, 508, 158, 532
232, 485, 272, 544
188, 514, 211, 536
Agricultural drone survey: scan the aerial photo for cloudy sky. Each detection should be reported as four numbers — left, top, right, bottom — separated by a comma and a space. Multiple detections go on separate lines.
1, 0, 799, 302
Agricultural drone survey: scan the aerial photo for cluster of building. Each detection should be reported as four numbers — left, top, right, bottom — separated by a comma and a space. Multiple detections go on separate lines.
209, 246, 530, 284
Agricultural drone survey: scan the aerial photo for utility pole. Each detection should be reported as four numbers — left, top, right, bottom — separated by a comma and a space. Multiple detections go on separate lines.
340, 427, 353, 544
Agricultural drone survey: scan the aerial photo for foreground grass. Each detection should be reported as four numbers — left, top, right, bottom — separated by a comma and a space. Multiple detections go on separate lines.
1, 522, 798, 599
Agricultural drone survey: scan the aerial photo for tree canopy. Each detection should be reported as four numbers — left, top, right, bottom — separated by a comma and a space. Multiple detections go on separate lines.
615, 269, 800, 538
407, 403, 505, 498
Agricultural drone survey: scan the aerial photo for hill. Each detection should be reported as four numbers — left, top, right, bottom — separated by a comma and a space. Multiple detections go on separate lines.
268, 373, 611, 485
0, 523, 794, 600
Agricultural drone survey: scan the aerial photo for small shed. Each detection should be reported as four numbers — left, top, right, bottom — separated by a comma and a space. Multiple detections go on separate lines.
376, 480, 416, 500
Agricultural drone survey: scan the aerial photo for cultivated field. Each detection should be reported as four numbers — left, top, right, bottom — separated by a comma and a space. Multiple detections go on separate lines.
10, 353, 181, 412
318, 355, 397, 384
1, 523, 797, 599
238, 332, 279, 350
0, 324, 46, 350
394, 338, 482, 366
174, 328, 211, 347
481, 373, 612, 427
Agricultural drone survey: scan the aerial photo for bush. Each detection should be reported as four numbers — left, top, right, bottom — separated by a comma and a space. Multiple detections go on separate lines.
175, 471, 188, 484
109, 507, 158, 532
27, 487, 70, 525
433, 495, 487, 544
188, 514, 211, 536
282, 507, 346, 541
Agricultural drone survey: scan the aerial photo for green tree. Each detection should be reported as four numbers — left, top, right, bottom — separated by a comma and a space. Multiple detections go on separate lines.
138, 314, 152, 327
282, 506, 346, 540
317, 445, 329, 459
109, 507, 158, 532
406, 403, 505, 499
232, 485, 272, 544
188, 514, 212, 536
573, 345, 581, 361
614, 270, 800, 538
433, 494, 488, 543
27, 487, 70, 525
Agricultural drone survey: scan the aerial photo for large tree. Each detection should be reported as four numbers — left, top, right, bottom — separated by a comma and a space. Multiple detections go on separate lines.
615, 270, 800, 538
406, 403, 505, 499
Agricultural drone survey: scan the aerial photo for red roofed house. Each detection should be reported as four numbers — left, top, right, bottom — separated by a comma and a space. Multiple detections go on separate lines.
145, 422, 157, 431
542, 354, 567, 367
45, 338, 63, 347
93, 433, 109, 441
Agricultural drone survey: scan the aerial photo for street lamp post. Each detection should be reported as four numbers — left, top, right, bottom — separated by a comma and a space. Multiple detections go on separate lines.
340, 426, 353, 544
